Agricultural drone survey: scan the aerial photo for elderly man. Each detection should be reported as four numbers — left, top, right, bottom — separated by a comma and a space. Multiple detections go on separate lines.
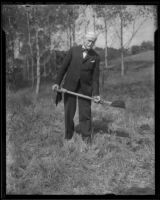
52, 31, 101, 145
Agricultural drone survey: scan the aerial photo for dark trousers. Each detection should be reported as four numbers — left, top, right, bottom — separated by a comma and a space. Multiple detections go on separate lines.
64, 82, 91, 140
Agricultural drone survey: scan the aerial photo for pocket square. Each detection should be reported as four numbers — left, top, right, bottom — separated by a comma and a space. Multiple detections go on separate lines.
90, 60, 95, 63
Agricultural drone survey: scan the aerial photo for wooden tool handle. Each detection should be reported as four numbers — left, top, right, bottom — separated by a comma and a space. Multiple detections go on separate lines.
57, 88, 93, 100
55, 88, 126, 108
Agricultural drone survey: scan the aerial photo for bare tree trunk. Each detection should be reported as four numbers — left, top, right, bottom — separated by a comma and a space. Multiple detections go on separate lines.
48, 16, 52, 77
52, 50, 57, 74
69, 25, 72, 48
67, 12, 72, 48
66, 29, 69, 49
35, 29, 40, 95
9, 16, 15, 85
85, 21, 89, 34
104, 18, 108, 69
72, 7, 76, 45
26, 8, 34, 86
101, 17, 108, 92
31, 58, 34, 87
26, 56, 29, 80
11, 40, 15, 65
43, 64, 46, 77
93, 13, 96, 32
120, 8, 124, 76
72, 21, 76, 45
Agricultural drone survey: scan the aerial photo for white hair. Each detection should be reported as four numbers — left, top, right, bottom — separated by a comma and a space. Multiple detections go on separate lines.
85, 31, 97, 41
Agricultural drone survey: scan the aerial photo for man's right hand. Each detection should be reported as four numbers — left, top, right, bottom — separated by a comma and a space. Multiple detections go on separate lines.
52, 84, 59, 91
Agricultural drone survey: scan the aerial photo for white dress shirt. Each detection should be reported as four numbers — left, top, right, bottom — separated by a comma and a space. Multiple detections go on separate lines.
82, 45, 88, 58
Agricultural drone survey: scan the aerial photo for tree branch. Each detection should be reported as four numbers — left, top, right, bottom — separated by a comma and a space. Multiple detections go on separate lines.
124, 17, 148, 49
110, 19, 121, 39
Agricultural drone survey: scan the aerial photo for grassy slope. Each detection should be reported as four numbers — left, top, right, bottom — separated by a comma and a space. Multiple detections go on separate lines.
101, 50, 154, 71
6, 51, 155, 194
112, 50, 154, 63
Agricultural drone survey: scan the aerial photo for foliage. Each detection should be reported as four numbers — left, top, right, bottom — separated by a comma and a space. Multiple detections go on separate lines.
131, 41, 154, 55
2, 5, 73, 91
141, 41, 154, 51
131, 45, 141, 55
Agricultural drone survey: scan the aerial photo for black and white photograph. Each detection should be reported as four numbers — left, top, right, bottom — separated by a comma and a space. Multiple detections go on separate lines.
3, 3, 156, 195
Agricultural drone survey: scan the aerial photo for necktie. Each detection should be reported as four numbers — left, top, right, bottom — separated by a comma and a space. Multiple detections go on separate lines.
82, 47, 88, 52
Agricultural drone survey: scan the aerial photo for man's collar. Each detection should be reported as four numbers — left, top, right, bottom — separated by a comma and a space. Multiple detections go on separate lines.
82, 45, 89, 52
82, 45, 86, 50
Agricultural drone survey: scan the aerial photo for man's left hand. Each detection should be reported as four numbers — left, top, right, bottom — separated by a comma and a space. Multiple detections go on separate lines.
93, 96, 101, 103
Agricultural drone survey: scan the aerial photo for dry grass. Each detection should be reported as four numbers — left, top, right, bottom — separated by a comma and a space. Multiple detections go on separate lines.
6, 55, 154, 195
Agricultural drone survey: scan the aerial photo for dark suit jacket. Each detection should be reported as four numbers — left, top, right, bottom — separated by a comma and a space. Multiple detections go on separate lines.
55, 45, 100, 96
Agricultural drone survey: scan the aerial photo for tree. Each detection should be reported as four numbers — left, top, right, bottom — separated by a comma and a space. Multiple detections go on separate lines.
141, 41, 154, 51
93, 5, 116, 92
25, 5, 34, 86
60, 5, 79, 48
3, 5, 67, 91
110, 5, 155, 76
122, 6, 155, 49
111, 5, 135, 76
32, 5, 55, 94
35, 27, 42, 94
22, 5, 64, 93
131, 45, 140, 54
76, 5, 89, 37
2, 5, 29, 87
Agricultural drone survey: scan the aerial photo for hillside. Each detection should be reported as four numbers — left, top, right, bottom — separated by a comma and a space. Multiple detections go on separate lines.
124, 50, 154, 62
106, 50, 154, 69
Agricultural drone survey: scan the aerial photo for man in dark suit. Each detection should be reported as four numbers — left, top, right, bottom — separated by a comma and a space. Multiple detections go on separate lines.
52, 31, 101, 145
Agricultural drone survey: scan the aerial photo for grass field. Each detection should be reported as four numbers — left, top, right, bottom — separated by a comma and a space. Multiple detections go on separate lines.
6, 50, 155, 194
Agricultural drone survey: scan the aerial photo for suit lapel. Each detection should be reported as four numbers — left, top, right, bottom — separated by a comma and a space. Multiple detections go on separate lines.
78, 45, 83, 63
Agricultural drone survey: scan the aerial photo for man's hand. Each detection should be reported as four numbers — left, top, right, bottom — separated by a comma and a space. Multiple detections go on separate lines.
93, 96, 101, 103
52, 84, 59, 91
61, 88, 67, 93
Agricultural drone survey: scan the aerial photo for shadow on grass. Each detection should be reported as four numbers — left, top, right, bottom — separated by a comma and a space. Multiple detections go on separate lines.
75, 119, 110, 136
75, 119, 130, 138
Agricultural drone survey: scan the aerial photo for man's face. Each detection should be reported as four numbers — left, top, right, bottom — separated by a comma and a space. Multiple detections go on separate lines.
83, 38, 96, 50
